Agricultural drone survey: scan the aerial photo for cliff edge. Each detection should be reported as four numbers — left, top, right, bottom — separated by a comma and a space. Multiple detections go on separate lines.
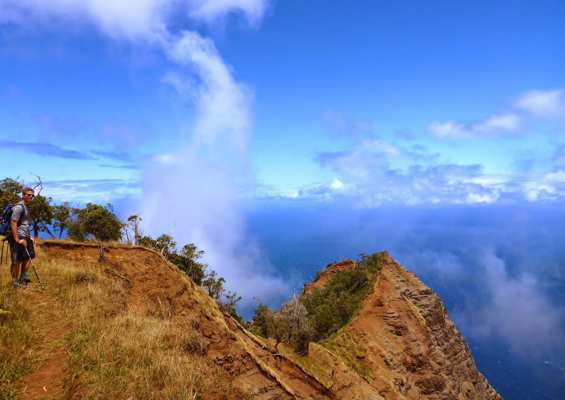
9, 242, 502, 399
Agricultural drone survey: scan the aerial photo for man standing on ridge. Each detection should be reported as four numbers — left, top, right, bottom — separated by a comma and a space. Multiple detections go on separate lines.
9, 187, 35, 288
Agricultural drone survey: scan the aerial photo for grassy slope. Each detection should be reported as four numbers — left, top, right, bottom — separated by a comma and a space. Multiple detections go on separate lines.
0, 242, 247, 399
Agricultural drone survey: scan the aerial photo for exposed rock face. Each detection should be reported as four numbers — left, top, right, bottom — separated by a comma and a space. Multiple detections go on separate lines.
340, 251, 502, 399
40, 242, 502, 399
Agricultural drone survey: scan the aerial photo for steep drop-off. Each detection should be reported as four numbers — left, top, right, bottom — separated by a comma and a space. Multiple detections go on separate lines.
16, 241, 501, 399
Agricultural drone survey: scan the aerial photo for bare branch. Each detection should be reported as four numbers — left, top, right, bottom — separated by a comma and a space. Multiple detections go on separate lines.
30, 173, 44, 194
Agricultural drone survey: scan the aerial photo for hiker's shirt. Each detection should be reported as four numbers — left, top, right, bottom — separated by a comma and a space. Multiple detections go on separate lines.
11, 202, 31, 239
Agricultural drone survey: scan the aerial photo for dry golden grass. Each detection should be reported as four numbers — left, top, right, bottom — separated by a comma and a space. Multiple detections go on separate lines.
278, 342, 335, 389
62, 311, 240, 399
0, 279, 41, 399
2, 245, 248, 400
321, 331, 373, 380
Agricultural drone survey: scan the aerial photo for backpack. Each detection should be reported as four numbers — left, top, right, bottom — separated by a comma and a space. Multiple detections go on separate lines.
0, 203, 25, 237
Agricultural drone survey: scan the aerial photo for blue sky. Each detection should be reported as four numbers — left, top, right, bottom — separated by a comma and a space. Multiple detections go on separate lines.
1, 0, 564, 204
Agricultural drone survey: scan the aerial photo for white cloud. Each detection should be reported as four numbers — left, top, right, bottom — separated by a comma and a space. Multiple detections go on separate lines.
0, 0, 269, 41
428, 113, 522, 139
521, 170, 565, 202
330, 178, 344, 189
465, 191, 498, 204
164, 31, 253, 154
138, 29, 289, 305
187, 0, 269, 25
311, 139, 498, 207
514, 89, 565, 119
427, 121, 468, 139
429, 88, 564, 140
475, 113, 522, 134
464, 251, 565, 358
360, 138, 402, 157
306, 140, 565, 207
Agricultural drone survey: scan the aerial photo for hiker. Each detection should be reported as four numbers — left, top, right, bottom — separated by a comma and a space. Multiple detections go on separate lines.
9, 187, 36, 288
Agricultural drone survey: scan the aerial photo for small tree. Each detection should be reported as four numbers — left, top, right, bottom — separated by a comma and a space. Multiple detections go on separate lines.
279, 297, 310, 335
263, 296, 312, 352
68, 203, 123, 241
28, 194, 54, 238
250, 299, 272, 337
122, 213, 143, 245
168, 243, 207, 285
53, 202, 71, 239
66, 206, 86, 241
202, 269, 242, 318
221, 291, 243, 321
0, 177, 24, 211
202, 270, 226, 301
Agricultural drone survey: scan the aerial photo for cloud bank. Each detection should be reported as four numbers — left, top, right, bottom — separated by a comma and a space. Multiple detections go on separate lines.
295, 138, 500, 207
463, 251, 564, 358
263, 91, 565, 208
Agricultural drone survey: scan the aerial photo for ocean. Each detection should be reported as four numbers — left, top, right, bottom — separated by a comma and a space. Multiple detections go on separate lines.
247, 202, 565, 400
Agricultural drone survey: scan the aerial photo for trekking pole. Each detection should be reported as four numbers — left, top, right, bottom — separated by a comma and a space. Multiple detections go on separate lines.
24, 246, 44, 291
1, 239, 7, 266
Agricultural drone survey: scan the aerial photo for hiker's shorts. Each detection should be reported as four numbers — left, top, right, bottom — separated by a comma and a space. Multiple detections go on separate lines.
8, 236, 35, 265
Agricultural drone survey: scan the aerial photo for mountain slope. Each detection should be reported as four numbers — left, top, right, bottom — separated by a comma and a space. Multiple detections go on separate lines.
5, 241, 502, 399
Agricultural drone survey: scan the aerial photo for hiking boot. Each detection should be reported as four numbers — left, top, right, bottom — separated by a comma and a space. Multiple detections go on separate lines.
21, 278, 32, 284
17, 282, 29, 289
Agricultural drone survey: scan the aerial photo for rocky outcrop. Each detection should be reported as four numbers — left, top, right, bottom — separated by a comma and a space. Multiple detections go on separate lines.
40, 242, 502, 399
339, 251, 502, 399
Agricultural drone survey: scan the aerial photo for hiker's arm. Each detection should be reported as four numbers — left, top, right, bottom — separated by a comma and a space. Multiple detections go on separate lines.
10, 220, 25, 245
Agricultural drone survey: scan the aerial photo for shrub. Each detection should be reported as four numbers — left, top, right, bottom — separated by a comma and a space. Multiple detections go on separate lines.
249, 300, 272, 338
301, 251, 385, 341
249, 251, 385, 349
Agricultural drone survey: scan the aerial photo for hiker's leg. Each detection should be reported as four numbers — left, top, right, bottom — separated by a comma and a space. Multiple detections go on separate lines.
9, 238, 21, 285
11, 262, 21, 285
19, 238, 34, 282
21, 259, 30, 275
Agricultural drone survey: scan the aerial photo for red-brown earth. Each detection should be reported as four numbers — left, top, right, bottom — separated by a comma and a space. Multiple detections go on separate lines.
11, 241, 502, 399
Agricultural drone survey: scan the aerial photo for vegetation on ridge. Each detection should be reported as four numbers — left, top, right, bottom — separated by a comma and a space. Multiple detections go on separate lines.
248, 251, 385, 354
1, 176, 241, 319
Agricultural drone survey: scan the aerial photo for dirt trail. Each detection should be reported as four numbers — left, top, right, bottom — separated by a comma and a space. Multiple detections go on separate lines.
18, 287, 71, 399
